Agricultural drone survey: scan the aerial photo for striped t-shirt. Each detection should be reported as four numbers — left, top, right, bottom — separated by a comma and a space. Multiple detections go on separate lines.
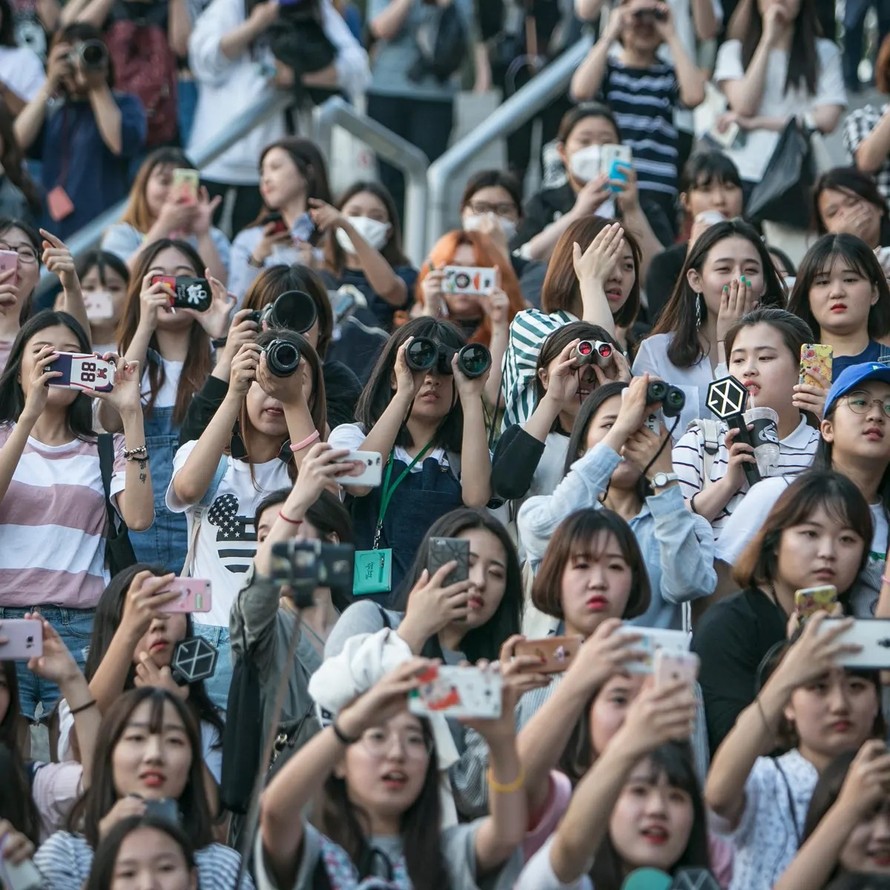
673, 417, 819, 537
598, 58, 680, 199
0, 424, 126, 608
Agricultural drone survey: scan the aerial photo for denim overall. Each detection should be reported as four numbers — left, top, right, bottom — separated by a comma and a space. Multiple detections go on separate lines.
352, 456, 463, 606
128, 405, 188, 574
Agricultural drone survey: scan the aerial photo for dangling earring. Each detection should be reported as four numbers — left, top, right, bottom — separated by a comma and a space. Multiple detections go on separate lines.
694, 292, 703, 329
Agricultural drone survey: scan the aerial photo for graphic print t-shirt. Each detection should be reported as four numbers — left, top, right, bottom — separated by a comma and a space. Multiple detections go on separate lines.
166, 441, 292, 626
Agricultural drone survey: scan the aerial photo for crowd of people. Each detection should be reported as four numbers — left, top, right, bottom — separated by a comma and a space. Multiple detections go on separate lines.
0, 0, 890, 888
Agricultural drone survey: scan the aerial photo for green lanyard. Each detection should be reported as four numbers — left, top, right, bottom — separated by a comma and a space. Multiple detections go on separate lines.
373, 441, 436, 547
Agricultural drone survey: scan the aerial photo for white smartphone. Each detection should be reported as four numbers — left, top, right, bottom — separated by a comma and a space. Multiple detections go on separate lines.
408, 664, 502, 719
0, 853, 41, 890
442, 266, 497, 296
654, 649, 700, 688
709, 120, 741, 150
337, 451, 383, 487
814, 619, 890, 669
620, 626, 690, 674
0, 620, 43, 660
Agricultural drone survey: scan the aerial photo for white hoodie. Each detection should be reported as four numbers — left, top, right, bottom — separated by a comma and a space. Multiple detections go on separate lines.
188, 0, 369, 185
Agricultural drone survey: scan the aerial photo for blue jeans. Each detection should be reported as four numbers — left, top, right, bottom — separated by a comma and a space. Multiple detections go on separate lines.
192, 623, 232, 713
0, 605, 94, 720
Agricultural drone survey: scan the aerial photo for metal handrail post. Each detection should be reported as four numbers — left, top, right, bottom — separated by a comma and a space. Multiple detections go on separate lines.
313, 96, 429, 265
425, 35, 593, 250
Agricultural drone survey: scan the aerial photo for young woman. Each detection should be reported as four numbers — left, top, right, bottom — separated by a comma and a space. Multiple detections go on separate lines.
636, 219, 787, 435
167, 331, 326, 709
54, 565, 224, 781
693, 470, 873, 755
0, 100, 40, 224
775, 740, 890, 889
0, 311, 152, 720
712, 0, 846, 196
502, 217, 641, 428
102, 148, 229, 282
228, 137, 333, 302
314, 179, 417, 331
644, 150, 745, 324
85, 814, 198, 890
789, 234, 890, 375
516, 689, 705, 890
328, 317, 493, 600
705, 612, 883, 890
417, 229, 526, 404
34, 688, 253, 888
672, 308, 821, 533
459, 169, 525, 278
70, 250, 129, 356
260, 658, 528, 889
519, 375, 717, 630
112, 238, 233, 575
511, 102, 665, 266
813, 167, 890, 251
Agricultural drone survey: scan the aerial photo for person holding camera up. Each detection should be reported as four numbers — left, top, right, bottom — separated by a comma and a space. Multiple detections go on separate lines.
166, 329, 327, 710
13, 23, 146, 238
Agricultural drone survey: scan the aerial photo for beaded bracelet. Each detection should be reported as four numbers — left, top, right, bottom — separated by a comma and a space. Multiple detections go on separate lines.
124, 445, 148, 461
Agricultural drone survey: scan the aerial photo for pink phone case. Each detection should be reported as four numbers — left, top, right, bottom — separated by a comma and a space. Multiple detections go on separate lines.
159, 580, 212, 613
0, 619, 43, 659
0, 250, 17, 276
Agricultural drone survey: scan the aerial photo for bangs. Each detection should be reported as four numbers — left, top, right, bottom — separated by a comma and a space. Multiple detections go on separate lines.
645, 743, 700, 796
569, 528, 623, 563
817, 246, 875, 282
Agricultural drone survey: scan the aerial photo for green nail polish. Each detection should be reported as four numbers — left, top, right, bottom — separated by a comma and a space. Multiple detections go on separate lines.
723, 285, 729, 293
741, 276, 748, 285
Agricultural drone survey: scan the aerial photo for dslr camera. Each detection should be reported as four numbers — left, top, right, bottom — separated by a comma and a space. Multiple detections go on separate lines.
68, 39, 108, 70
405, 337, 492, 379
262, 338, 301, 377
270, 540, 355, 608
247, 290, 317, 335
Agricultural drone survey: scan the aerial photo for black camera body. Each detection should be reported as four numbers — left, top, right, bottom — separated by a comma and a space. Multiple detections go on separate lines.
573, 339, 614, 368
263, 338, 301, 377
69, 39, 108, 70
405, 337, 492, 379
270, 540, 355, 608
247, 290, 317, 335
647, 380, 686, 417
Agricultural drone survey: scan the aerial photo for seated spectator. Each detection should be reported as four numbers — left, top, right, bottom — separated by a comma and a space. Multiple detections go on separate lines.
313, 179, 416, 331
844, 34, 890, 206
789, 234, 890, 377
0, 0, 46, 116
645, 150, 745, 325
14, 23, 146, 239
228, 137, 332, 302
102, 148, 230, 283
814, 167, 890, 252
416, 229, 526, 405
693, 471, 872, 755
571, 0, 706, 245
511, 103, 666, 271
69, 248, 129, 355
188, 0, 368, 236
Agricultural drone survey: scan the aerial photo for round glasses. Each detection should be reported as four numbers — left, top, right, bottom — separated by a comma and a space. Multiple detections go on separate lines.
842, 390, 890, 418
358, 726, 432, 760
466, 201, 517, 218
0, 242, 38, 265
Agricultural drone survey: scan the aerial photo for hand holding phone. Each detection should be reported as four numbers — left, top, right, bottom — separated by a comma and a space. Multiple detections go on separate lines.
336, 451, 382, 488
514, 635, 583, 673
653, 649, 699, 688
171, 168, 199, 205
408, 664, 502, 718
799, 343, 833, 387
157, 579, 212, 613
0, 620, 43, 660
427, 537, 470, 587
46, 353, 115, 393
794, 585, 838, 619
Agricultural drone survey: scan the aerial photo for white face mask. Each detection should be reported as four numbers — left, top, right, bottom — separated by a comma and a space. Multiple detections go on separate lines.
336, 216, 391, 253
463, 212, 518, 243
570, 145, 603, 184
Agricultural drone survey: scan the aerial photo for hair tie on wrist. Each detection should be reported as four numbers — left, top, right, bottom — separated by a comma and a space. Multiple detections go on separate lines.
332, 719, 358, 746
70, 699, 97, 715
278, 510, 303, 527
289, 430, 320, 453
487, 766, 525, 794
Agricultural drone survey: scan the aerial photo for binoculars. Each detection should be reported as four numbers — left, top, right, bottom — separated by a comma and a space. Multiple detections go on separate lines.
647, 380, 685, 417
405, 337, 492, 379
572, 340, 614, 368
263, 339, 301, 377
247, 290, 317, 335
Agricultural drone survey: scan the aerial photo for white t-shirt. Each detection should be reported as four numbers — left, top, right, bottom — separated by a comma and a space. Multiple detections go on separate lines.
0, 45, 45, 102
713, 38, 847, 181
166, 441, 292, 626
142, 357, 184, 410
514, 835, 591, 890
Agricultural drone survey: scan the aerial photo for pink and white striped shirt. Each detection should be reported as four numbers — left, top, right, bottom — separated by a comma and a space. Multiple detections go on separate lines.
0, 423, 126, 608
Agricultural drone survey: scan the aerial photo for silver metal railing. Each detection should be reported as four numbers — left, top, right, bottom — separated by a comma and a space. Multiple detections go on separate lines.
312, 96, 429, 265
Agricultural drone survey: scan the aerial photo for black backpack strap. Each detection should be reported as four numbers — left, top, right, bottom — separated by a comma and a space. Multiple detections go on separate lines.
98, 433, 117, 529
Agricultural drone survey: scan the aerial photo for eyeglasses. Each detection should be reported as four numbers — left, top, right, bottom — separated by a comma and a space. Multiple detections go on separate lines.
842, 391, 890, 418
0, 243, 38, 265
466, 201, 517, 218
358, 726, 432, 760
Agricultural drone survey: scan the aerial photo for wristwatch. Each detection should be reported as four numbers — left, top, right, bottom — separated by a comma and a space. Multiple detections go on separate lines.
650, 472, 679, 490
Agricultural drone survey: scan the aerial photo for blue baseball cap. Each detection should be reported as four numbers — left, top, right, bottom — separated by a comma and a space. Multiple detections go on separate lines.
825, 362, 890, 415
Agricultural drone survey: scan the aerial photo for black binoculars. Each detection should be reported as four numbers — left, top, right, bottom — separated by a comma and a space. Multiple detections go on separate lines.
647, 381, 686, 417
263, 339, 301, 377
572, 340, 614, 368
247, 290, 317, 335
405, 337, 491, 379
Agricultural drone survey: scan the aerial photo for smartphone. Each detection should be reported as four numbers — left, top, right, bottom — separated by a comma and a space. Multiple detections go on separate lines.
171, 167, 199, 204
814, 618, 890, 668
0, 249, 17, 277
263, 212, 288, 236
794, 585, 838, 619
0, 619, 43, 660
83, 289, 115, 323
442, 265, 497, 296
408, 664, 502, 719
799, 343, 833, 387
158, 579, 212, 614
143, 797, 180, 824
46, 353, 115, 393
654, 649, 700, 688
601, 144, 632, 191
336, 451, 382, 488
709, 121, 741, 150
171, 277, 212, 312
427, 537, 470, 586
621, 626, 690, 674
514, 635, 583, 674
0, 852, 42, 890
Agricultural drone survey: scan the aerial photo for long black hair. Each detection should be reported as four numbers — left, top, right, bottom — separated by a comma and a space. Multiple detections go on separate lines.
0, 310, 95, 438
394, 507, 522, 663
0, 663, 40, 843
